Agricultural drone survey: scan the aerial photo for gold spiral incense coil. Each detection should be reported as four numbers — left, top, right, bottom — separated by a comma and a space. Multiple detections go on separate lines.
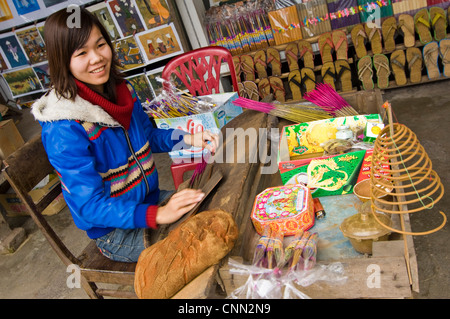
369, 123, 447, 235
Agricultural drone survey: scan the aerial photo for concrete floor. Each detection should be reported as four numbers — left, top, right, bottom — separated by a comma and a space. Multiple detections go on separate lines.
0, 80, 449, 299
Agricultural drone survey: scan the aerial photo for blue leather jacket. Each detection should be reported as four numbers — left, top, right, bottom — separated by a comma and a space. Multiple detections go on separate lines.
31, 83, 187, 238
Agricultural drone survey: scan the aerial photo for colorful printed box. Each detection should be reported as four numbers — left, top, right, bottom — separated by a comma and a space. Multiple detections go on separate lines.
154, 92, 241, 159
251, 184, 315, 236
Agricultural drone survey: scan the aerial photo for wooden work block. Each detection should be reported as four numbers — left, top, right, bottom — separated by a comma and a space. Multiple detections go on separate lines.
0, 119, 25, 160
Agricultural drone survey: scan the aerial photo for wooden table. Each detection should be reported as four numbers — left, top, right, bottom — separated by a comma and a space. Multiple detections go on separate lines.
173, 89, 418, 299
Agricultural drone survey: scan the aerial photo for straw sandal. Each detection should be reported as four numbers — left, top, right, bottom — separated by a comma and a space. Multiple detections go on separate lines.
406, 47, 423, 83
318, 32, 334, 64
267, 48, 282, 76
269, 76, 285, 102
351, 24, 367, 59
430, 7, 447, 42
258, 78, 271, 99
240, 55, 255, 81
357, 56, 374, 90
414, 8, 432, 45
423, 41, 440, 80
288, 70, 302, 100
300, 68, 316, 94
285, 43, 299, 71
233, 56, 242, 82
398, 14, 416, 48
298, 40, 315, 69
335, 60, 352, 92
243, 81, 259, 101
390, 49, 407, 86
382, 17, 398, 53
365, 24, 383, 55
332, 30, 348, 61
321, 61, 336, 90
238, 82, 247, 98
439, 39, 450, 78
373, 54, 391, 89
254, 50, 268, 79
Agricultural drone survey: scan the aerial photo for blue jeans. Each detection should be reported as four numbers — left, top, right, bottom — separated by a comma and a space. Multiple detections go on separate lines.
95, 190, 174, 263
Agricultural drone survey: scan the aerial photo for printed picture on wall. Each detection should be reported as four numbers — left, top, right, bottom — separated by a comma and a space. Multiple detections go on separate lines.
87, 2, 121, 41
0, 33, 28, 68
33, 62, 51, 90
146, 65, 188, 99
36, 21, 45, 41
2, 66, 43, 98
113, 36, 145, 71
108, 0, 145, 37
15, 26, 47, 64
0, 52, 8, 70
136, 23, 183, 64
125, 73, 153, 104
42, 0, 66, 8
0, 0, 13, 22
135, 0, 171, 29
12, 0, 40, 15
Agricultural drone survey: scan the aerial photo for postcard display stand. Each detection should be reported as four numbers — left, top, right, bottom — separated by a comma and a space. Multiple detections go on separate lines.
0, 0, 190, 107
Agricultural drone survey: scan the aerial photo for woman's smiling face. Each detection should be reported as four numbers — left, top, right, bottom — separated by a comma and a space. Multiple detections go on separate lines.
69, 25, 112, 93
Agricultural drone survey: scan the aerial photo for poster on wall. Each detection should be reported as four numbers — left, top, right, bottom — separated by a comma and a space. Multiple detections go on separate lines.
15, 26, 47, 64
136, 23, 183, 64
33, 61, 50, 89
135, 0, 171, 30
87, 1, 121, 41
1, 65, 43, 97
113, 36, 145, 71
125, 72, 153, 104
108, 0, 145, 37
0, 32, 28, 68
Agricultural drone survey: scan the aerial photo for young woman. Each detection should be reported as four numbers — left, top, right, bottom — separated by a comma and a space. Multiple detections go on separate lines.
31, 7, 218, 262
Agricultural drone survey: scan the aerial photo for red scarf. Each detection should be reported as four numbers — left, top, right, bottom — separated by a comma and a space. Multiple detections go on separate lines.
76, 79, 134, 130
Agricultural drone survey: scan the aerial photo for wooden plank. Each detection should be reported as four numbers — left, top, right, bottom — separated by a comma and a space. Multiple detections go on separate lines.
219, 256, 412, 299
172, 265, 218, 299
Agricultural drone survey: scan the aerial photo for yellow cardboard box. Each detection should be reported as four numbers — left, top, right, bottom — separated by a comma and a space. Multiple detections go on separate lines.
0, 177, 66, 216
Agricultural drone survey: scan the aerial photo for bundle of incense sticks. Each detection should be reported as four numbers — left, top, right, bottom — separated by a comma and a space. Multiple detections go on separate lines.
143, 79, 216, 119
303, 83, 359, 117
233, 97, 331, 123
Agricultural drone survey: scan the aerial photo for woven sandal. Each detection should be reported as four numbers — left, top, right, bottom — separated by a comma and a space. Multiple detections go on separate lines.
298, 40, 315, 69
414, 8, 432, 45
238, 82, 247, 98
321, 61, 336, 90
439, 39, 450, 78
351, 24, 367, 59
254, 50, 268, 79
406, 47, 423, 83
382, 17, 398, 53
232, 56, 242, 82
285, 43, 299, 71
365, 23, 383, 55
390, 49, 407, 86
357, 55, 374, 90
267, 48, 282, 76
318, 32, 334, 64
430, 7, 448, 42
332, 30, 348, 61
258, 78, 271, 99
398, 14, 416, 48
288, 70, 302, 100
269, 76, 285, 102
373, 54, 391, 88
300, 68, 316, 94
423, 41, 440, 80
243, 81, 259, 101
335, 60, 352, 92
240, 55, 255, 81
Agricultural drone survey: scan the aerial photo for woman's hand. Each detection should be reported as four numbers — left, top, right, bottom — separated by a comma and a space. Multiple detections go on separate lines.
184, 130, 219, 154
155, 188, 205, 225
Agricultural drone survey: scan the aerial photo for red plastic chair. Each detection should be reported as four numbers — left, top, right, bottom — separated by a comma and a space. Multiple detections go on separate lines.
161, 46, 239, 189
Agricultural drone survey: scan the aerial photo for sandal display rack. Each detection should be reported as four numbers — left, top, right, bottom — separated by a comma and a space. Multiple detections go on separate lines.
224, 3, 450, 104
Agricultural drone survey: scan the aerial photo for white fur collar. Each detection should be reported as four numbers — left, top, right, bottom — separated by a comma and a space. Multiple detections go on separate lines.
31, 89, 120, 127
